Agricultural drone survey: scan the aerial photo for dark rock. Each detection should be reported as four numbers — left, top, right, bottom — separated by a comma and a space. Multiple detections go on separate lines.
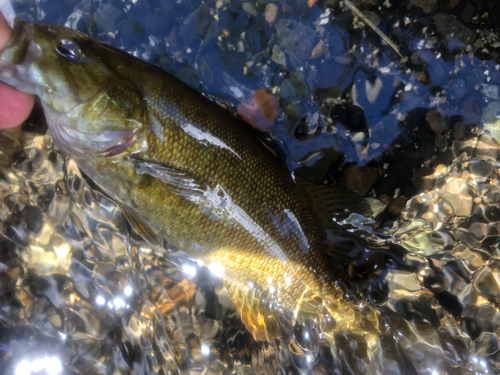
408, 0, 437, 14
434, 133, 447, 151
452, 121, 466, 140
342, 164, 379, 196
461, 1, 475, 24
373, 149, 421, 198
462, 97, 482, 124
433, 13, 476, 46
388, 196, 407, 216
348, 252, 385, 280
329, 104, 369, 134
426, 109, 449, 134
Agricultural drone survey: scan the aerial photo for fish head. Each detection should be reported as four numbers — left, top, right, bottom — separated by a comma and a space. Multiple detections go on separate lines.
0, 19, 146, 157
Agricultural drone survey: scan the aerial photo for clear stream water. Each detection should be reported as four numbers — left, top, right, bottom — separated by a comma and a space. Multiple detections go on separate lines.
2, 0, 500, 374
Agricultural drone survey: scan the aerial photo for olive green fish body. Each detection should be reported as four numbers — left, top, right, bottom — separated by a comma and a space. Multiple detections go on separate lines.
78, 65, 332, 310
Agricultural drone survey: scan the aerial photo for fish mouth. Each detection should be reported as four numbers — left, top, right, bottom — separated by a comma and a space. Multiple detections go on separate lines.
50, 121, 138, 158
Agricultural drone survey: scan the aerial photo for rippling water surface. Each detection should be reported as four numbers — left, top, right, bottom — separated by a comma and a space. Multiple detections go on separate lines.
2, 0, 500, 374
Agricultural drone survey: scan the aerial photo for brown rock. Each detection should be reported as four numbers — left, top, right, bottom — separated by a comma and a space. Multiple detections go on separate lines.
237, 88, 280, 131
426, 109, 449, 134
342, 164, 380, 196
388, 196, 407, 216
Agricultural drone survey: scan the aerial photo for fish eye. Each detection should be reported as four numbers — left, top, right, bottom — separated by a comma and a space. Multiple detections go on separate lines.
56, 39, 84, 61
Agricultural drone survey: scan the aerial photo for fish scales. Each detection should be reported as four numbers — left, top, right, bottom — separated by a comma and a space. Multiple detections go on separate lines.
89, 64, 334, 311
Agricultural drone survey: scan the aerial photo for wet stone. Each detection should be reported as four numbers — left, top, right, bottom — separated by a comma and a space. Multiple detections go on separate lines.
265, 3, 278, 24
271, 44, 286, 66
2, 205, 43, 247
2, 221, 30, 247
418, 267, 447, 293
434, 133, 447, 151
342, 164, 379, 196
474, 332, 500, 358
481, 84, 499, 100
388, 196, 407, 216
452, 121, 466, 140
408, 0, 436, 14
433, 14, 476, 46
364, 277, 390, 304
450, 78, 466, 100
462, 99, 483, 127
469, 159, 494, 181
47, 194, 73, 223
426, 109, 448, 134
242, 2, 258, 17
474, 133, 498, 160
275, 19, 315, 67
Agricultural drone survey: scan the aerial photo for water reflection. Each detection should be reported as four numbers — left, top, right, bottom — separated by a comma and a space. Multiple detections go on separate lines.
201, 344, 210, 356
182, 263, 197, 277
96, 295, 105, 305
15, 357, 62, 375
208, 262, 224, 277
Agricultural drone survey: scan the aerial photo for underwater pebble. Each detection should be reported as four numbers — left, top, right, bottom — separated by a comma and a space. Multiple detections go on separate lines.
452, 121, 466, 140
481, 84, 499, 100
388, 196, 407, 216
450, 78, 466, 99
474, 332, 500, 358
265, 3, 278, 24
242, 2, 258, 17
433, 13, 476, 45
408, 0, 436, 14
271, 44, 286, 66
469, 159, 494, 181
275, 19, 315, 67
425, 109, 448, 134
342, 164, 379, 196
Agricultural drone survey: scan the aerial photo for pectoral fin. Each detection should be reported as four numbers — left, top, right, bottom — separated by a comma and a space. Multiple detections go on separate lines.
127, 155, 205, 199
119, 203, 165, 249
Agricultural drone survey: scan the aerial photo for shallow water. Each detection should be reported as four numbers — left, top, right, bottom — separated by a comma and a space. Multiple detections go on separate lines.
2, 0, 500, 374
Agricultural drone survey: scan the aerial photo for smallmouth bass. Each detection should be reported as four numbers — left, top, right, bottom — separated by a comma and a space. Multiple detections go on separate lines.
0, 19, 466, 374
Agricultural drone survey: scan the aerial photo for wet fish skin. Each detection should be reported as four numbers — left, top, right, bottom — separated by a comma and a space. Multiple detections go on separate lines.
0, 18, 380, 365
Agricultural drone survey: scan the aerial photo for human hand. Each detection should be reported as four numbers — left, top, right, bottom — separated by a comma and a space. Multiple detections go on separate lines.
0, 12, 34, 129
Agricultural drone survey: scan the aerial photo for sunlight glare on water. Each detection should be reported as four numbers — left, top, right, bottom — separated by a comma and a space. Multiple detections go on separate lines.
15, 357, 62, 375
